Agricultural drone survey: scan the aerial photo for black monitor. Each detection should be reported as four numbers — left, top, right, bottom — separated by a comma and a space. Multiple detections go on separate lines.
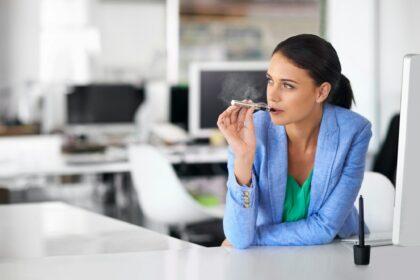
169, 85, 189, 131
67, 84, 144, 125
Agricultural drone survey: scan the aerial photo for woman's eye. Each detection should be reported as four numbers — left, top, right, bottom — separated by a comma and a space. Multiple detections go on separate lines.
283, 83, 294, 89
266, 77, 274, 85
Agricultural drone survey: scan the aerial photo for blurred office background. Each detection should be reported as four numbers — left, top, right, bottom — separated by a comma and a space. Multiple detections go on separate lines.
0, 0, 418, 246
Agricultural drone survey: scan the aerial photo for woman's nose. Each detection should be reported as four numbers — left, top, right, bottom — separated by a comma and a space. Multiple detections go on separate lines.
268, 97, 280, 103
267, 90, 281, 103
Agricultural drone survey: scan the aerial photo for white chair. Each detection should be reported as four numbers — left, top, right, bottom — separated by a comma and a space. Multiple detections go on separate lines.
355, 171, 395, 233
128, 144, 224, 231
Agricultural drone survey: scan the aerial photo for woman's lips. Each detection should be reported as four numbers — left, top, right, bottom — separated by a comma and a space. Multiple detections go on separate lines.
269, 107, 284, 115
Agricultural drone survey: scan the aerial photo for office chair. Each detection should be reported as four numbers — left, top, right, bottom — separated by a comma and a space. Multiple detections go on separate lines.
128, 144, 224, 238
373, 114, 400, 185
356, 171, 395, 233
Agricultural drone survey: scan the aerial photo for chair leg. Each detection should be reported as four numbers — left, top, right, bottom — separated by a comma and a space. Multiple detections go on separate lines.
169, 224, 189, 241
168, 225, 181, 239
0, 187, 10, 204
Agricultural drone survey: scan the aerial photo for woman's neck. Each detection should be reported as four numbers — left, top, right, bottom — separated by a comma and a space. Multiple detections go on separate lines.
285, 105, 323, 152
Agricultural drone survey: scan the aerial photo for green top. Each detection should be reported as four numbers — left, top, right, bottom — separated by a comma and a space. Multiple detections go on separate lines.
282, 170, 313, 223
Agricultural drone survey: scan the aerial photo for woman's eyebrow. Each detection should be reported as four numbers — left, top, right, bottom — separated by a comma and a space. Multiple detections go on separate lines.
266, 72, 298, 84
281, 79, 298, 84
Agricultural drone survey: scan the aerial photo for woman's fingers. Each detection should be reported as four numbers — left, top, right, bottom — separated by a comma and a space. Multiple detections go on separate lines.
234, 99, 252, 130
224, 105, 237, 127
218, 100, 255, 137
244, 106, 255, 129
230, 106, 241, 127
217, 106, 239, 137
217, 101, 256, 154
217, 112, 225, 130
237, 107, 247, 130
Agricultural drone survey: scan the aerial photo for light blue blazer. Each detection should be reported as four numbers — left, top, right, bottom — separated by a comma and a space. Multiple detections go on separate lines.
223, 104, 372, 249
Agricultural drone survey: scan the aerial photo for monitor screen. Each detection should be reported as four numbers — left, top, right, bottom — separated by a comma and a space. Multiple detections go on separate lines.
189, 62, 268, 138
67, 84, 144, 125
199, 70, 267, 129
169, 85, 189, 131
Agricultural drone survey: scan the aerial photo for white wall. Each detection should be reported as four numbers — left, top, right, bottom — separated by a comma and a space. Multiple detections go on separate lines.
166, 0, 179, 84
92, 1, 166, 82
8, 0, 41, 85
328, 0, 420, 148
0, 0, 12, 120
0, 0, 10, 88
379, 0, 420, 139
38, 0, 166, 84
39, 0, 95, 84
7, 0, 41, 122
326, 0, 379, 151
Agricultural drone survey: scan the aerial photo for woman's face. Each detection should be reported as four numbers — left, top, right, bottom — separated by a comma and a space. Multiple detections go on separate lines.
266, 52, 328, 126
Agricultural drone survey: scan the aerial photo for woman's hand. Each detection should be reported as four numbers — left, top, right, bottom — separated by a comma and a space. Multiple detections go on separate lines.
217, 100, 256, 159
221, 239, 232, 248
217, 100, 256, 186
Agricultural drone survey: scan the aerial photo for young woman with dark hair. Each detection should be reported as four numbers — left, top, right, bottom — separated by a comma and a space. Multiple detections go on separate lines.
217, 34, 372, 248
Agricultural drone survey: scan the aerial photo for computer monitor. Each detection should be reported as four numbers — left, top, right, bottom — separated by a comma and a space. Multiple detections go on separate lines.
189, 61, 268, 138
169, 85, 189, 131
66, 84, 144, 134
393, 54, 420, 246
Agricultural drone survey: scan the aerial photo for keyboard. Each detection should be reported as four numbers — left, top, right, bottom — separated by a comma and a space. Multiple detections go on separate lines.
340, 232, 392, 247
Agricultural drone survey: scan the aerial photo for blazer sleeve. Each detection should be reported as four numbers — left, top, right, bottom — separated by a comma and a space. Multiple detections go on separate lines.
255, 122, 372, 246
223, 148, 259, 249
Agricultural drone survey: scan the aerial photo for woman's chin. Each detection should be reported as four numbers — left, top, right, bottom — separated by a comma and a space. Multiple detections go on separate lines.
269, 115, 289, 126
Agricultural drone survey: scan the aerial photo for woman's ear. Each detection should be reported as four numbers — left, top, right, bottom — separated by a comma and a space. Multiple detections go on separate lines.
316, 82, 331, 103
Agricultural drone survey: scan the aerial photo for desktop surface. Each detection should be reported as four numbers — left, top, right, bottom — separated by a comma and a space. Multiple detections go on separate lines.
341, 232, 393, 247
0, 241, 419, 279
0, 202, 196, 262
1, 203, 420, 279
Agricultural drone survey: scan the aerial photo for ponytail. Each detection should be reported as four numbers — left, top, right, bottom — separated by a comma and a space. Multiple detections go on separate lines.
327, 74, 355, 109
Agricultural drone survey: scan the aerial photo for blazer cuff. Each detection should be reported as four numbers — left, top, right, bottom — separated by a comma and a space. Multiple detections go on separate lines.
227, 171, 257, 209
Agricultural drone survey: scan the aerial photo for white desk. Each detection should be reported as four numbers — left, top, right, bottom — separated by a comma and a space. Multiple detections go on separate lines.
0, 240, 419, 279
0, 202, 197, 262
0, 135, 228, 179
1, 203, 419, 279
0, 160, 132, 179
159, 145, 228, 164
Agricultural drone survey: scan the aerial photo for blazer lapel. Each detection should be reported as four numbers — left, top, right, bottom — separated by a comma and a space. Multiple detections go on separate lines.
267, 121, 288, 223
308, 104, 339, 215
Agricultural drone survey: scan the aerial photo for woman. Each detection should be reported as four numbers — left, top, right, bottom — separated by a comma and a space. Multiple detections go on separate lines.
217, 34, 372, 249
